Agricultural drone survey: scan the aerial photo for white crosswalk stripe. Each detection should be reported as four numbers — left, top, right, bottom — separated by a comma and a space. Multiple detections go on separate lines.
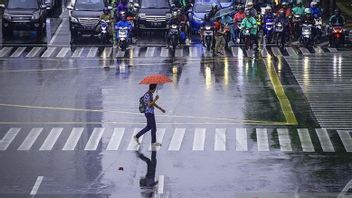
39, 128, 63, 151
116, 50, 125, 58
189, 47, 198, 57
236, 128, 248, 151
26, 47, 43, 58
299, 47, 311, 56
101, 47, 112, 58
10, 47, 26, 57
214, 128, 226, 151
328, 48, 338, 53
193, 128, 206, 151
175, 48, 183, 57
0, 128, 20, 150
277, 128, 292, 152
87, 47, 98, 57
168, 128, 185, 151
72, 47, 83, 58
286, 47, 297, 56
160, 47, 169, 57
84, 128, 104, 150
145, 47, 156, 57
0, 47, 13, 57
256, 128, 269, 151
41, 47, 56, 58
316, 128, 335, 152
56, 47, 70, 58
127, 128, 142, 151
337, 130, 352, 152
313, 46, 324, 54
18, 128, 43, 151
62, 128, 84, 151
106, 128, 125, 151
298, 128, 315, 152
148, 128, 166, 151
231, 47, 243, 57
271, 47, 282, 57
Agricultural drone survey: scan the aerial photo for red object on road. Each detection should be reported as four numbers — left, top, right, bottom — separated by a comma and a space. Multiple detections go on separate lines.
139, 74, 172, 84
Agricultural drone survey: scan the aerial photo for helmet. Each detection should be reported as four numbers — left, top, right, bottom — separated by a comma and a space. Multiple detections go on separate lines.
246, 2, 253, 8
282, 2, 288, 6
310, 1, 317, 7
265, 5, 271, 11
304, 8, 311, 14
103, 7, 109, 13
335, 9, 341, 15
238, 5, 245, 11
245, 9, 251, 16
212, 3, 217, 8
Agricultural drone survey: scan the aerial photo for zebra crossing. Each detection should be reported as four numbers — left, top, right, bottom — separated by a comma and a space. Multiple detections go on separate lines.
0, 45, 341, 59
0, 127, 351, 153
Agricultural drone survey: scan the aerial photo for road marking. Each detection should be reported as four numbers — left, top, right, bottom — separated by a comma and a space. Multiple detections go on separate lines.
175, 48, 183, 57
116, 50, 125, 58
297, 128, 315, 152
286, 47, 297, 56
256, 128, 270, 151
158, 175, 164, 194
41, 47, 56, 58
10, 47, 26, 57
145, 47, 156, 57
0, 47, 13, 57
236, 128, 247, 151
231, 47, 243, 57
56, 47, 70, 58
214, 128, 226, 151
101, 47, 112, 58
277, 128, 292, 152
328, 48, 338, 53
26, 47, 43, 57
127, 128, 142, 151
313, 46, 324, 54
49, 18, 66, 45
87, 47, 98, 57
30, 176, 43, 195
192, 128, 206, 151
39, 128, 63, 151
264, 59, 297, 125
189, 47, 198, 57
106, 128, 124, 151
160, 47, 169, 57
168, 128, 185, 151
149, 128, 166, 151
18, 128, 43, 151
71, 47, 83, 58
316, 128, 335, 152
261, 47, 269, 57
337, 130, 352, 152
62, 128, 84, 150
0, 128, 20, 150
84, 128, 104, 150
133, 47, 140, 57
299, 47, 311, 56
271, 47, 282, 57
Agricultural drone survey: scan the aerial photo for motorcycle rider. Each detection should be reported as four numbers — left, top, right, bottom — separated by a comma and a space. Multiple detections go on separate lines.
208, 3, 219, 19
177, 8, 190, 44
329, 9, 346, 45
292, 2, 305, 16
233, 5, 246, 43
263, 5, 275, 22
301, 8, 315, 42
274, 9, 290, 42
240, 10, 258, 49
245, 2, 257, 18
277, 2, 292, 18
114, 0, 129, 21
96, 7, 113, 36
167, 11, 181, 48
309, 1, 321, 19
200, 14, 213, 46
116, 13, 133, 44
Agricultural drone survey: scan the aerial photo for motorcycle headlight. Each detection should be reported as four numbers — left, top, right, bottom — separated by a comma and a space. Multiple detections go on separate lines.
32, 12, 40, 20
205, 26, 211, 30
70, 16, 78, 23
3, 13, 11, 20
171, 24, 177, 29
166, 13, 172, 18
139, 13, 146, 18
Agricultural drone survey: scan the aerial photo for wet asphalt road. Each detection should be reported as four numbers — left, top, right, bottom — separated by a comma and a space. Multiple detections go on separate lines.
1, 9, 352, 198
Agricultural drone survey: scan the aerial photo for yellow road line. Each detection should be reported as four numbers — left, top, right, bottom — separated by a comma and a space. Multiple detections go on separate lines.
264, 57, 298, 125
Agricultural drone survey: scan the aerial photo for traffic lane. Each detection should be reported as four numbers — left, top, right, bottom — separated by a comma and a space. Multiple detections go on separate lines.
0, 57, 286, 125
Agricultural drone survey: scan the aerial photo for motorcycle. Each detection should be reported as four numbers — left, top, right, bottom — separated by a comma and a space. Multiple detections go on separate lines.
203, 25, 214, 51
168, 24, 180, 52
275, 22, 285, 48
115, 26, 130, 51
292, 14, 302, 39
100, 20, 111, 44
301, 23, 313, 47
242, 28, 252, 50
223, 24, 231, 49
263, 18, 274, 44
331, 26, 344, 47
314, 17, 323, 42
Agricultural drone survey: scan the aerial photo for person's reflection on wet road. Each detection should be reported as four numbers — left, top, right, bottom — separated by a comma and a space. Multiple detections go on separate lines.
136, 150, 158, 198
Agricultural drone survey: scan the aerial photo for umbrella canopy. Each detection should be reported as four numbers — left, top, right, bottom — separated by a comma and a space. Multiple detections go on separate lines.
139, 74, 173, 84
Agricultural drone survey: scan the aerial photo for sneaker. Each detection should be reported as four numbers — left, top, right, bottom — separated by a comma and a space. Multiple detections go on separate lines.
134, 136, 140, 145
152, 142, 162, 147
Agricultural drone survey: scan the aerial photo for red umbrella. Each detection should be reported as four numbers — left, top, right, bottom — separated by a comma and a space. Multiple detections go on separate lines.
139, 74, 173, 84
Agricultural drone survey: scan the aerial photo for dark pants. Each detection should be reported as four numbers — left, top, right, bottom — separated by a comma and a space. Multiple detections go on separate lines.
136, 113, 157, 143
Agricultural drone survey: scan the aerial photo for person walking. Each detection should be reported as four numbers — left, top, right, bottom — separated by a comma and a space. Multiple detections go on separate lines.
135, 84, 165, 147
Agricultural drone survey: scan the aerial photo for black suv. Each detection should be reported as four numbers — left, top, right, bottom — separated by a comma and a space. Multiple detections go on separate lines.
68, 0, 110, 42
137, 0, 171, 30
0, 0, 47, 38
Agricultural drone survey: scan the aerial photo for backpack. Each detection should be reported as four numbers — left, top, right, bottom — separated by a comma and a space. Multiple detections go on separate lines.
139, 95, 146, 113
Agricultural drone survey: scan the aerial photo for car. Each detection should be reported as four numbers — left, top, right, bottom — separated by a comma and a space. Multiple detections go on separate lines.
0, 0, 47, 38
67, 0, 111, 42
137, 0, 172, 31
218, 0, 232, 8
188, 0, 221, 33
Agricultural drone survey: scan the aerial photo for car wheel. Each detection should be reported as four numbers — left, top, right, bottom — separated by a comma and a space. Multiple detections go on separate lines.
2, 27, 12, 38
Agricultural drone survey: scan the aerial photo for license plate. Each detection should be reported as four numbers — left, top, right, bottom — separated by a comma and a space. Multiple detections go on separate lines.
85, 25, 95, 30
204, 31, 213, 36
153, 22, 161, 27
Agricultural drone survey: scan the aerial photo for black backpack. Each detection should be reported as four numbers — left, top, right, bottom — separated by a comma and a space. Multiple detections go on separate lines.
139, 95, 146, 113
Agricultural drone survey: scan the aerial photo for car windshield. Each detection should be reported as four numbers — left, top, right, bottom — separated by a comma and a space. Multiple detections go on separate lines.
7, 0, 39, 9
141, 0, 169, 9
74, 0, 105, 11
194, 1, 218, 13
219, 0, 231, 3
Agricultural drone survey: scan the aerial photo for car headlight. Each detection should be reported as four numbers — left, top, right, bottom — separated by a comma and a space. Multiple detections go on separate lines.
32, 12, 40, 20
139, 13, 146, 18
70, 16, 79, 23
3, 13, 11, 20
